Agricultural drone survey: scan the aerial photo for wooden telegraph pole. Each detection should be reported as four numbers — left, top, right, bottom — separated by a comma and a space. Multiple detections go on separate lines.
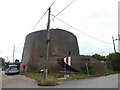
112, 36, 116, 53
116, 34, 120, 52
13, 45, 15, 63
44, 7, 51, 81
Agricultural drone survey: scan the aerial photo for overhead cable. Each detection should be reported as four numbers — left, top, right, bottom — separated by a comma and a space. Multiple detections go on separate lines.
51, 14, 112, 45
52, 0, 75, 19
31, 0, 56, 31
41, 0, 76, 29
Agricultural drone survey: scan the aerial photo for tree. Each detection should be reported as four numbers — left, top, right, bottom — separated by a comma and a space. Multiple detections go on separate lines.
92, 54, 107, 61
15, 59, 20, 69
0, 58, 2, 67
0, 57, 5, 66
106, 52, 120, 71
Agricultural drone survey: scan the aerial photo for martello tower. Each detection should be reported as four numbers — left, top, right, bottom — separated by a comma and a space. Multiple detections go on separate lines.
21, 29, 79, 72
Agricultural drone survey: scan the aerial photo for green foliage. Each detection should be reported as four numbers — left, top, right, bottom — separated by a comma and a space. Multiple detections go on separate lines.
38, 76, 59, 86
21, 72, 59, 86
66, 71, 119, 81
0, 57, 5, 69
92, 53, 120, 71
21, 71, 119, 86
92, 54, 107, 61
107, 52, 120, 71
0, 57, 5, 66
66, 74, 88, 80
50, 73, 63, 78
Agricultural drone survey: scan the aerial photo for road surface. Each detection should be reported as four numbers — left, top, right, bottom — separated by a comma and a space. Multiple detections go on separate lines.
0, 68, 2, 89
53, 74, 119, 88
2, 71, 40, 88
1, 70, 119, 88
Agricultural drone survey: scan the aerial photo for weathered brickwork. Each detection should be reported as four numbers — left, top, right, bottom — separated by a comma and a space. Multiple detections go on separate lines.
21, 29, 105, 74
21, 29, 79, 72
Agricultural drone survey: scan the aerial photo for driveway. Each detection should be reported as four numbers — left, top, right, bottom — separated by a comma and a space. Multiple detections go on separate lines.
2, 71, 40, 88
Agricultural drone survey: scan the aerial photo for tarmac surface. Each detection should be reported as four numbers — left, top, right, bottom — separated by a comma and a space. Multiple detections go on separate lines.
53, 74, 119, 88
2, 71, 39, 88
0, 68, 2, 89
1, 70, 119, 88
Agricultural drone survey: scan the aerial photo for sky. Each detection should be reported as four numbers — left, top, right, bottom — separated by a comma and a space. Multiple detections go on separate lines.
0, 0, 119, 62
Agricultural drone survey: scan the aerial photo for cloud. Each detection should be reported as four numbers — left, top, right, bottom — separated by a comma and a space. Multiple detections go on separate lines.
0, 0, 119, 62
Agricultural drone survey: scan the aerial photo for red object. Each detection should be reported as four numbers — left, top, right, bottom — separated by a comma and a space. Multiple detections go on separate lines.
66, 56, 68, 64
22, 65, 26, 69
64, 56, 71, 66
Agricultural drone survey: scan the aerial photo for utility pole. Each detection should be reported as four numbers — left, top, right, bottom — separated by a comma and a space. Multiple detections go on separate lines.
86, 59, 90, 76
13, 45, 15, 63
6, 56, 8, 62
116, 34, 120, 53
112, 36, 116, 53
118, 34, 120, 52
118, 34, 120, 40
44, 7, 51, 81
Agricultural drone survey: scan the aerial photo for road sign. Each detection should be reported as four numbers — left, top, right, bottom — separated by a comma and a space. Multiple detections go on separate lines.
64, 56, 71, 66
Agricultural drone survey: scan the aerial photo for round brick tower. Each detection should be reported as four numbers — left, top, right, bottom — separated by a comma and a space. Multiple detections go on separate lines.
21, 29, 79, 72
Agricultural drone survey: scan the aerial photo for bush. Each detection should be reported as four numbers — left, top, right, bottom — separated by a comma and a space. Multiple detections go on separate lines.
107, 52, 120, 71
38, 76, 59, 86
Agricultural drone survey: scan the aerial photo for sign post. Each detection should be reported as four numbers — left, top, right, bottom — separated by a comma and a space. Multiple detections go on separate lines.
64, 56, 71, 78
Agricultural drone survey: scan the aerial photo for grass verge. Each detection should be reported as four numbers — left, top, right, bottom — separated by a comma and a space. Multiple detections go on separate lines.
21, 72, 59, 86
67, 71, 119, 81
21, 71, 119, 86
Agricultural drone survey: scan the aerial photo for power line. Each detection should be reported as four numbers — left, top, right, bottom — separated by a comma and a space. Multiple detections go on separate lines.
51, 14, 113, 55
31, 10, 48, 31
41, 0, 76, 30
52, 0, 75, 19
4, 0, 75, 62
79, 40, 113, 55
31, 0, 56, 31
11, 1, 56, 59
16, 40, 25, 50
51, 15, 112, 45
6, 1, 57, 62
81, 45, 113, 55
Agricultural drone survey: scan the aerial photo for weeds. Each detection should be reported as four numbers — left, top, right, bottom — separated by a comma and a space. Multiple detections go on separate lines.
38, 76, 59, 86
21, 72, 59, 86
21, 71, 119, 86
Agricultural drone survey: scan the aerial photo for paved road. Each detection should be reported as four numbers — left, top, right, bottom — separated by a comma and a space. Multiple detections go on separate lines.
2, 71, 40, 88
0, 68, 2, 89
52, 74, 119, 88
2, 70, 119, 88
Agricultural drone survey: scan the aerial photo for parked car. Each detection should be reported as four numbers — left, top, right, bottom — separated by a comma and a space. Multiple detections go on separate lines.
5, 65, 19, 75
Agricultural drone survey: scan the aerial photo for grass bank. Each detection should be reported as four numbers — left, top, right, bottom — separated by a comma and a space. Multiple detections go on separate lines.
21, 72, 59, 86
21, 71, 119, 86
58, 71, 119, 81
